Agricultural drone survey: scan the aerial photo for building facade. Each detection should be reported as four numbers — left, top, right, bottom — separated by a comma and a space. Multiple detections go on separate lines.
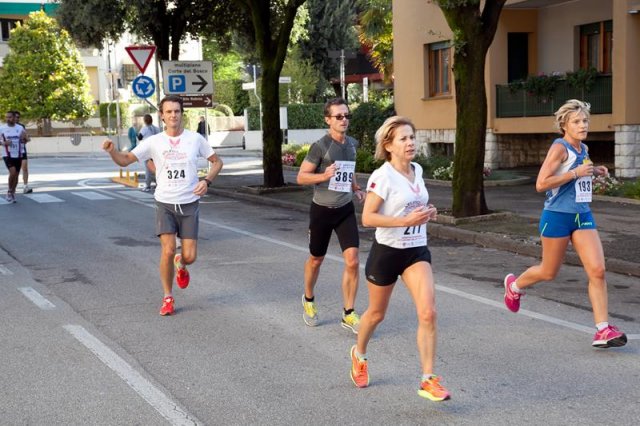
393, 0, 640, 178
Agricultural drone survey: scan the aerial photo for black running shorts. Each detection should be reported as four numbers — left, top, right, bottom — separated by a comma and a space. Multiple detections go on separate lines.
308, 201, 359, 257
3, 157, 22, 173
365, 239, 431, 286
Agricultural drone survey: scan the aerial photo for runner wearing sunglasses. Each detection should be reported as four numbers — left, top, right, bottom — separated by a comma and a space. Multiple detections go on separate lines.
297, 97, 365, 334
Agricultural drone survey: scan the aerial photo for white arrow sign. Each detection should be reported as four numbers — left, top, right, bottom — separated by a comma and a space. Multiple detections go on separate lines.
162, 61, 214, 95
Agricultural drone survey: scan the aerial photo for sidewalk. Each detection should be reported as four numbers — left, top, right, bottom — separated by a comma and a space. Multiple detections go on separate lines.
208, 150, 640, 278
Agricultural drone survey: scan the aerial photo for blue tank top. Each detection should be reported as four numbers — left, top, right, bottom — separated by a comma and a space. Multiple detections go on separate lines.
543, 138, 591, 214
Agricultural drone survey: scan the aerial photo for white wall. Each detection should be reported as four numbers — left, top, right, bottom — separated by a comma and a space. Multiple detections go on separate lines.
243, 129, 327, 150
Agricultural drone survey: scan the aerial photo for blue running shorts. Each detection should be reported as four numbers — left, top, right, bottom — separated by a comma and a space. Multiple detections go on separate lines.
539, 210, 596, 238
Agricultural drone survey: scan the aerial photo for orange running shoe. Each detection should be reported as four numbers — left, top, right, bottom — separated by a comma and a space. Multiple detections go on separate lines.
174, 254, 190, 289
350, 345, 369, 388
418, 375, 450, 402
159, 296, 175, 316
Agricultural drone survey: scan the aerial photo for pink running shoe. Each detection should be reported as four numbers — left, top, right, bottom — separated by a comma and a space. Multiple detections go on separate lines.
592, 325, 627, 348
174, 254, 190, 289
503, 273, 523, 313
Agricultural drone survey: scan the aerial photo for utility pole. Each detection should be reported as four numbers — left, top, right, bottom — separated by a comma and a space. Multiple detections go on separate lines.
253, 65, 262, 131
328, 49, 356, 100
340, 49, 345, 99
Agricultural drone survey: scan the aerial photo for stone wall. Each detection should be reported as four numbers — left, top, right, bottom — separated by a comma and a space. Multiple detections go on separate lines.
415, 128, 551, 169
614, 125, 640, 178
494, 133, 552, 169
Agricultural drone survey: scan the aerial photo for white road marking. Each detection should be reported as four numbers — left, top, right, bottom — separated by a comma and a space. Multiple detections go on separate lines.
80, 181, 639, 340
200, 218, 639, 339
116, 190, 155, 200
24, 193, 64, 203
0, 264, 14, 275
71, 191, 114, 200
18, 287, 56, 310
63, 325, 200, 426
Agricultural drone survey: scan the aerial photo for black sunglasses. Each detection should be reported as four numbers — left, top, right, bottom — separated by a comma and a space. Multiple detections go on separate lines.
328, 114, 352, 120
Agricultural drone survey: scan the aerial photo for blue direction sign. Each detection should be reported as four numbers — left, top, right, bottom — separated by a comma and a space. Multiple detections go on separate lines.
132, 75, 155, 99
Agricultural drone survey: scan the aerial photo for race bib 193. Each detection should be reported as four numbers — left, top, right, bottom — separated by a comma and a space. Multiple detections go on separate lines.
575, 176, 592, 203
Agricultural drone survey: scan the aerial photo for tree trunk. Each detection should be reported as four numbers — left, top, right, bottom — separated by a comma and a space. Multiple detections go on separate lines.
261, 65, 285, 187
437, 0, 506, 218
451, 44, 489, 217
43, 118, 53, 136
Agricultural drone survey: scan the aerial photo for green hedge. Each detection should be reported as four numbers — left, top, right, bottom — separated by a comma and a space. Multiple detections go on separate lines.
246, 103, 325, 131
214, 80, 250, 115
246, 102, 395, 148
286, 104, 325, 129
348, 102, 395, 152
99, 102, 131, 129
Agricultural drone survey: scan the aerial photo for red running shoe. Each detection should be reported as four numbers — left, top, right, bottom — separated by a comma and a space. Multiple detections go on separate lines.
503, 273, 523, 313
174, 254, 190, 289
159, 296, 175, 316
592, 325, 627, 348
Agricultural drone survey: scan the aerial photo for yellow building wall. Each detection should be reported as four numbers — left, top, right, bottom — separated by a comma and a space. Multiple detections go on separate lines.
393, 0, 634, 134
613, 1, 640, 125
86, 66, 99, 103
487, 9, 538, 131
392, 0, 455, 130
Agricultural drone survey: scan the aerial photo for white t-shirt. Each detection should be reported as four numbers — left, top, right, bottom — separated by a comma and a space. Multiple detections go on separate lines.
366, 162, 430, 249
132, 129, 215, 204
0, 125, 26, 158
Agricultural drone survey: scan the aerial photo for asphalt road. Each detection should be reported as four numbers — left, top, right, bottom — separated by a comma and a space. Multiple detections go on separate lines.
0, 155, 638, 425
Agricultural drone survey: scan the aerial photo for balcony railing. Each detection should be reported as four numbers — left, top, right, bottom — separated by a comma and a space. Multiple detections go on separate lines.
496, 75, 612, 118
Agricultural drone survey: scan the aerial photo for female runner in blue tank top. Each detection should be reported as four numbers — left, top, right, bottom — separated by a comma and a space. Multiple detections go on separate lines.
503, 99, 626, 348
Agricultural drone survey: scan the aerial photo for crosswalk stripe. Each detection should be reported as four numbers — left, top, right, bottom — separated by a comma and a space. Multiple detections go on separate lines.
116, 190, 155, 200
71, 191, 115, 200
24, 193, 64, 203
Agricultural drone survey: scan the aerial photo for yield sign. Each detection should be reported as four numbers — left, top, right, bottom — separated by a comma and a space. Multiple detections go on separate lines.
125, 45, 156, 74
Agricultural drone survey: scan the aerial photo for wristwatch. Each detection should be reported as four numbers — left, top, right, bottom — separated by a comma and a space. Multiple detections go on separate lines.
204, 178, 212, 187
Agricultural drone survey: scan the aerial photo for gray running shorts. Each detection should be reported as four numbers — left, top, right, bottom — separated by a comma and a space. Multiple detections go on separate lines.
155, 200, 199, 239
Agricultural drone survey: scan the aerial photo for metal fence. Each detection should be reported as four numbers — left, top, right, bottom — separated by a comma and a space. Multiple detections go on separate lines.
496, 75, 612, 118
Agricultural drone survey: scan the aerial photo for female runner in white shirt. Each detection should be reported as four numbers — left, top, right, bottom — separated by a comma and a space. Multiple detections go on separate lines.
349, 116, 449, 402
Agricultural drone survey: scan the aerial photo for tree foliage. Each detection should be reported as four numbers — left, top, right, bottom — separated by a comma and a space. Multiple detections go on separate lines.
433, 0, 506, 217
203, 36, 244, 81
238, 0, 307, 188
299, 0, 359, 95
0, 11, 94, 133
56, 0, 240, 60
356, 0, 393, 83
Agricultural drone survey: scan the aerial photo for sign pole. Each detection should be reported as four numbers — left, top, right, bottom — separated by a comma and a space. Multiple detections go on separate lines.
113, 46, 121, 151
340, 49, 345, 99
155, 51, 162, 127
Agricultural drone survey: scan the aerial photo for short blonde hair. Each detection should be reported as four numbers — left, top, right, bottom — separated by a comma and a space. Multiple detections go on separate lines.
554, 99, 591, 135
374, 116, 416, 161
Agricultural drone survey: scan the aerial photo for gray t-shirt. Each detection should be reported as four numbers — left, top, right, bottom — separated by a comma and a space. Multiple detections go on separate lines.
304, 133, 358, 208
139, 124, 161, 140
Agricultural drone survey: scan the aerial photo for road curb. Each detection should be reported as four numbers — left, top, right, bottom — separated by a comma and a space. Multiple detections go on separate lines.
207, 186, 640, 278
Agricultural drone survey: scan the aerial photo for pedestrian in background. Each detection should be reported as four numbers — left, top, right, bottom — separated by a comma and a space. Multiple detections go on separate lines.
137, 114, 161, 192
128, 123, 139, 151
196, 116, 209, 140
350, 115, 450, 402
13, 111, 32, 193
503, 99, 627, 349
